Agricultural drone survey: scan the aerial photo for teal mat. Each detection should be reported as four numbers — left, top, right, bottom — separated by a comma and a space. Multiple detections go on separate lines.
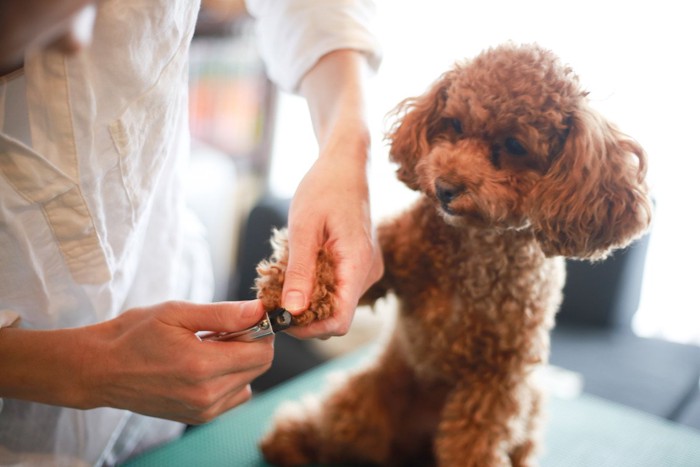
126, 346, 700, 466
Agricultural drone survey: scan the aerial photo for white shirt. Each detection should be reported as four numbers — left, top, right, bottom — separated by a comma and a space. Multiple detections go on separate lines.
0, 0, 380, 465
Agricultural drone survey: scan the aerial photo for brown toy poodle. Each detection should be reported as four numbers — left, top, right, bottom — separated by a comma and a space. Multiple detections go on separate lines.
254, 43, 652, 466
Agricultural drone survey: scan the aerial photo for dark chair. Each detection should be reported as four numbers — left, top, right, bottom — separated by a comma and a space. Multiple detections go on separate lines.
550, 233, 700, 429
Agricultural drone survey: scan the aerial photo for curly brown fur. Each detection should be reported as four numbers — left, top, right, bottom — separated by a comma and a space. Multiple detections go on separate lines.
255, 228, 338, 326
257, 43, 652, 466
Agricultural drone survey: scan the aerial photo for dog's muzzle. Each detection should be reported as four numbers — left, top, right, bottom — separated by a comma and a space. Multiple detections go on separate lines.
435, 179, 465, 213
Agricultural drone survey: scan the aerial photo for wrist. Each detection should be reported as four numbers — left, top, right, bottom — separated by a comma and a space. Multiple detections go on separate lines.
300, 50, 371, 148
0, 323, 108, 409
71, 319, 118, 409
318, 119, 371, 164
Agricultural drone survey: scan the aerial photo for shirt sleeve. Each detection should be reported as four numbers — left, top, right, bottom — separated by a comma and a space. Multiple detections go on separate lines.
245, 0, 382, 94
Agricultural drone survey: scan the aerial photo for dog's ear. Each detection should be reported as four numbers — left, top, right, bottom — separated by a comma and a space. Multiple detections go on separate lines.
526, 105, 652, 260
387, 70, 454, 190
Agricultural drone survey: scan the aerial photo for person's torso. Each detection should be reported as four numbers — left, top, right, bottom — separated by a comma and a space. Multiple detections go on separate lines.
0, 0, 209, 464
0, 0, 201, 329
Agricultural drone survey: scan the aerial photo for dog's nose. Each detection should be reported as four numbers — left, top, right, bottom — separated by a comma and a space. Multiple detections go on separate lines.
435, 179, 464, 206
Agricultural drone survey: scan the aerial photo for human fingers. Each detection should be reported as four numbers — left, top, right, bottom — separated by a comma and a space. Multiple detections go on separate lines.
280, 216, 320, 316
143, 366, 260, 425
336, 230, 384, 309
160, 299, 266, 335
90, 302, 273, 421
150, 300, 275, 379
296, 229, 382, 339
280, 218, 381, 340
149, 338, 273, 424
365, 235, 385, 288
185, 343, 281, 424
284, 317, 342, 340
170, 358, 272, 425
197, 336, 275, 376
180, 384, 254, 425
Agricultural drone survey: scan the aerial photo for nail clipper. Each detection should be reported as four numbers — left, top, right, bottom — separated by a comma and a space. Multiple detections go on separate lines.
197, 308, 293, 343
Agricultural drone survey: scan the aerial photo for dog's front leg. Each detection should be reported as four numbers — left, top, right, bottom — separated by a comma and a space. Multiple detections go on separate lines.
255, 228, 337, 326
260, 360, 397, 466
435, 379, 532, 467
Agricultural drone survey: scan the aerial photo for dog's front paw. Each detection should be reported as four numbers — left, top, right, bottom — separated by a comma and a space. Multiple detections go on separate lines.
254, 229, 288, 313
254, 228, 338, 326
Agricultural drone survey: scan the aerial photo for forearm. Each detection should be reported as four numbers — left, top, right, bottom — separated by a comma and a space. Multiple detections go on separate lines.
281, 49, 383, 336
1, 301, 274, 424
300, 49, 372, 159
0, 324, 105, 409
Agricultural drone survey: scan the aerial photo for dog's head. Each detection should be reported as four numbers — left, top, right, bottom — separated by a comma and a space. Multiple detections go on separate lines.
388, 43, 652, 259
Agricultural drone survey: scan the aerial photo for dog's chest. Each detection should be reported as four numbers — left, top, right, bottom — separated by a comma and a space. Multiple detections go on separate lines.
399, 223, 558, 333
454, 230, 544, 300
413, 226, 548, 311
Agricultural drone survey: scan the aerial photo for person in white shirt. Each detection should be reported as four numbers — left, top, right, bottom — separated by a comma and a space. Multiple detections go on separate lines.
0, 0, 383, 464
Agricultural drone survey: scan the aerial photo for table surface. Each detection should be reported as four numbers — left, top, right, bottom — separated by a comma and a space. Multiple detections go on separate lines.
125, 346, 700, 467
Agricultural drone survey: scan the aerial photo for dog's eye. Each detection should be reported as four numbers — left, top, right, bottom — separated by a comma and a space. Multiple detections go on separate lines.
504, 137, 527, 156
445, 118, 463, 135
490, 146, 502, 169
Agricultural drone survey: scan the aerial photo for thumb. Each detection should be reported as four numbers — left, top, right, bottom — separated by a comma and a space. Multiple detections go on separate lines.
167, 300, 265, 333
281, 231, 318, 316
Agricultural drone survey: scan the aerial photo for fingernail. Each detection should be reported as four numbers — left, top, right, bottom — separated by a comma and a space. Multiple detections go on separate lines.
283, 291, 306, 313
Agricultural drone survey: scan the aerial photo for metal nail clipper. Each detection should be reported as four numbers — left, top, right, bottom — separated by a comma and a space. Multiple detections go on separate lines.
197, 308, 293, 343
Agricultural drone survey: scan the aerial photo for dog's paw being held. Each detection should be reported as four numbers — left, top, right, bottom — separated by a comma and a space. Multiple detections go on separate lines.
254, 228, 338, 326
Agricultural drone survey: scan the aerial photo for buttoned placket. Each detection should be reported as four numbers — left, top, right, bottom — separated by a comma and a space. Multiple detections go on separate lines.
0, 53, 111, 285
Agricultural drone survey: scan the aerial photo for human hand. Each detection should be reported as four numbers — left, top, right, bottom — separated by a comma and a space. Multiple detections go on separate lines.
277, 50, 383, 340
86, 300, 273, 425
281, 129, 384, 340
